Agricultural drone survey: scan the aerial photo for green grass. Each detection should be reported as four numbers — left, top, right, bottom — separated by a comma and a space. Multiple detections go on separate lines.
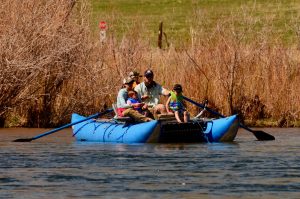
90, 0, 300, 46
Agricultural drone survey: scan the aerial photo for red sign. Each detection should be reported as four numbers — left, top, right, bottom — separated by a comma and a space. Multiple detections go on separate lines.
99, 21, 107, 30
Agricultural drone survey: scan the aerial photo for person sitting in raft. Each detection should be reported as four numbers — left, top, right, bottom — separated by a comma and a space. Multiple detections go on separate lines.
128, 70, 142, 89
116, 77, 152, 122
134, 69, 170, 119
127, 90, 151, 117
166, 84, 190, 123
127, 90, 143, 113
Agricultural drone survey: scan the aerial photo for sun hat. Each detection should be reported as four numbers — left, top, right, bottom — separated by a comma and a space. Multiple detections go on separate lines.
123, 77, 134, 84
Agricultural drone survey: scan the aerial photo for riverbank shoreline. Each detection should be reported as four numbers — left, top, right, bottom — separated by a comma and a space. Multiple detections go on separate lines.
244, 119, 300, 128
3, 118, 300, 128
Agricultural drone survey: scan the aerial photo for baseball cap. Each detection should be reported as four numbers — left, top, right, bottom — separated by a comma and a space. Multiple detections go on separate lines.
173, 84, 183, 92
129, 71, 142, 77
144, 69, 154, 78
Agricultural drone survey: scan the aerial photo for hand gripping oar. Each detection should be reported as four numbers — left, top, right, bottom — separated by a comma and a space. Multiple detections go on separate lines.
182, 96, 275, 141
13, 109, 113, 142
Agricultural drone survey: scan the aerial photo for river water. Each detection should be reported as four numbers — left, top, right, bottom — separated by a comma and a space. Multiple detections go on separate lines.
0, 127, 299, 199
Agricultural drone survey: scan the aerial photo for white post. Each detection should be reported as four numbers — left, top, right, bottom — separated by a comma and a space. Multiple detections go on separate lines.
99, 21, 107, 44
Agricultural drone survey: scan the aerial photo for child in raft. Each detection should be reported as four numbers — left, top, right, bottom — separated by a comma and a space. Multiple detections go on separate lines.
166, 84, 190, 123
127, 90, 143, 113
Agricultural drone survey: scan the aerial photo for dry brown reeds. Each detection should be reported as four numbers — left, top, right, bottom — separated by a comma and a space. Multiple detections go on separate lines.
0, 0, 299, 127
0, 0, 91, 127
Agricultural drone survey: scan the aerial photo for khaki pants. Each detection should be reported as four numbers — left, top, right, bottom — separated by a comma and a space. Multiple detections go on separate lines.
122, 108, 152, 123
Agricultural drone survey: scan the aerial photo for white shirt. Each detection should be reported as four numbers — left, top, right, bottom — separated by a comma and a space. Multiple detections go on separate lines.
134, 82, 169, 106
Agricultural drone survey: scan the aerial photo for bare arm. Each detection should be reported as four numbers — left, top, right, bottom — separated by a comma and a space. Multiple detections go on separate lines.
166, 96, 171, 113
161, 87, 170, 96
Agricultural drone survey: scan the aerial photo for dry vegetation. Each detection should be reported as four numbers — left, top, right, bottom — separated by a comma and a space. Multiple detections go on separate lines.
0, 0, 299, 127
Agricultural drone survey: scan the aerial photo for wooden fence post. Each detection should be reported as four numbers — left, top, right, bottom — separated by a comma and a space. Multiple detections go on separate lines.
158, 22, 163, 49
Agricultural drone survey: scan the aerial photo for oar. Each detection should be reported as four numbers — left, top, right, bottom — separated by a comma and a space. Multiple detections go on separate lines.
13, 109, 113, 142
182, 96, 275, 141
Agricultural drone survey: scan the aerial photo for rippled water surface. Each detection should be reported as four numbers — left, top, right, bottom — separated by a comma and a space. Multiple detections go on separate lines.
0, 128, 300, 199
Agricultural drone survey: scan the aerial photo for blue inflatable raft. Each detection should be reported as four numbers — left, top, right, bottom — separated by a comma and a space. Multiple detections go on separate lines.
71, 113, 239, 143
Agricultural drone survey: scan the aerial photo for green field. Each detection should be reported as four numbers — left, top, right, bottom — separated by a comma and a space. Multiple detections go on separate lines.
90, 0, 300, 45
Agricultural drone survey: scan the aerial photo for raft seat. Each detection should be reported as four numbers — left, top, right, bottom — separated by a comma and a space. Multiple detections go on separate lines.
157, 114, 176, 121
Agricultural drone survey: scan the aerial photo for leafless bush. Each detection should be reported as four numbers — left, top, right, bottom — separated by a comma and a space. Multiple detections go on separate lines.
0, 0, 92, 127
1, 1, 299, 127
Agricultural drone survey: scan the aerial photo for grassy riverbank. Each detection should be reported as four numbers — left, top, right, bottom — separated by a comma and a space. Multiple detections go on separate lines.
91, 0, 300, 46
0, 0, 299, 127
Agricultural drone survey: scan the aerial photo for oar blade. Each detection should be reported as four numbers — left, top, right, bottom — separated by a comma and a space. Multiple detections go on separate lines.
13, 138, 34, 142
253, 130, 275, 141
